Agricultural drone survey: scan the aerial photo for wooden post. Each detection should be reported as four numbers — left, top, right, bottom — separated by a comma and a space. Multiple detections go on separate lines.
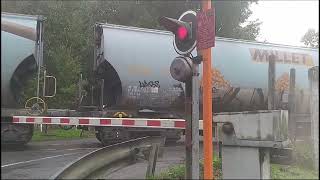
308, 67, 319, 171
201, 1, 214, 179
288, 68, 296, 141
146, 144, 160, 178
268, 55, 276, 110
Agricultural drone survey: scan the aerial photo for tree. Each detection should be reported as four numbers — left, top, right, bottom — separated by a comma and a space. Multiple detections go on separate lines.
1, 0, 261, 108
301, 29, 319, 48
94, 0, 261, 41
2, 0, 261, 40
214, 1, 261, 40
2, 1, 85, 108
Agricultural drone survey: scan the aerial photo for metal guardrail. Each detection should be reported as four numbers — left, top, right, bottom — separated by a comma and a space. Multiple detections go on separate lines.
50, 136, 165, 179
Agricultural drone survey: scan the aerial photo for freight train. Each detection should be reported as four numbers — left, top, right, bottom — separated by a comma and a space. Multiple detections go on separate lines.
1, 12, 318, 145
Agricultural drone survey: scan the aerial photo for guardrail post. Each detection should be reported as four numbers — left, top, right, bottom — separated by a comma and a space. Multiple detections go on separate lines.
146, 143, 160, 178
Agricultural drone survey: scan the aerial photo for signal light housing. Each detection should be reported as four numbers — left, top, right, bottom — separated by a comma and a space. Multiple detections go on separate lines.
159, 11, 197, 55
170, 56, 193, 82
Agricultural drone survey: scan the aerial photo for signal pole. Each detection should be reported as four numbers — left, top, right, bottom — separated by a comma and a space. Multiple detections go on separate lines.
201, 1, 214, 179
159, 8, 214, 178
191, 56, 202, 179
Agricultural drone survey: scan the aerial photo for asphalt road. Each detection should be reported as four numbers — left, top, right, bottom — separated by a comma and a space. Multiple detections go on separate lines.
1, 138, 103, 179
1, 137, 218, 179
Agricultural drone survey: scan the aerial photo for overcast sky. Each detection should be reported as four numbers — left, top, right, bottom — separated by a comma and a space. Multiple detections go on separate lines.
249, 0, 319, 47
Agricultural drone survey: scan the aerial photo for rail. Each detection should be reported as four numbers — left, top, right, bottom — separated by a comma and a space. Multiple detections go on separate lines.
50, 136, 165, 179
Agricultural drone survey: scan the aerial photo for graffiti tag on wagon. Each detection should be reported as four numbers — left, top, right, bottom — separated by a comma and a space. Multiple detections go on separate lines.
249, 48, 314, 66
127, 86, 141, 97
127, 85, 159, 98
139, 80, 160, 88
127, 85, 181, 97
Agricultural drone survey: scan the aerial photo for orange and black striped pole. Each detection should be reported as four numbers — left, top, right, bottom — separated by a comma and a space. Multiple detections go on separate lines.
201, 0, 214, 179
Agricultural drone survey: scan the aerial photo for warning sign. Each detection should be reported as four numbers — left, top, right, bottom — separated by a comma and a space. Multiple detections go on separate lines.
196, 8, 215, 50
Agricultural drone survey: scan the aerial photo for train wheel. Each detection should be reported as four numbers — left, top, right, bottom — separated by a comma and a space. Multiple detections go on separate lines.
97, 127, 129, 146
1, 123, 33, 146
163, 129, 182, 144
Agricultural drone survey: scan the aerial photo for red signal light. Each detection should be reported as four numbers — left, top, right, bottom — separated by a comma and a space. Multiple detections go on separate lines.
159, 12, 196, 55
177, 26, 188, 40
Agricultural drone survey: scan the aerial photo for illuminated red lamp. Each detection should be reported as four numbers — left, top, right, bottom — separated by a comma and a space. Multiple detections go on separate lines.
177, 26, 188, 41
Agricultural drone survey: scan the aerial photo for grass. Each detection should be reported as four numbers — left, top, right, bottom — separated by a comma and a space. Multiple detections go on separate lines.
31, 127, 95, 141
149, 146, 319, 180
148, 164, 185, 179
148, 157, 222, 179
293, 140, 315, 169
271, 164, 318, 179
149, 162, 318, 179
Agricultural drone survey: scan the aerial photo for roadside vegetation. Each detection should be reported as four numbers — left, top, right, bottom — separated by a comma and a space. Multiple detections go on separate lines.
149, 157, 222, 179
150, 140, 318, 179
31, 126, 95, 142
150, 163, 318, 180
292, 140, 315, 169
271, 164, 318, 179
149, 162, 318, 179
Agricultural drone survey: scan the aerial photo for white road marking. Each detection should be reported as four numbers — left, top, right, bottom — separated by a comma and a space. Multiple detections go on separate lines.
1, 152, 80, 168
38, 148, 98, 151
65, 148, 99, 151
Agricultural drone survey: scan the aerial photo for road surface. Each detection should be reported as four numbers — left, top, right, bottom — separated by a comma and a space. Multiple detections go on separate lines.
1, 138, 102, 179
1, 137, 218, 179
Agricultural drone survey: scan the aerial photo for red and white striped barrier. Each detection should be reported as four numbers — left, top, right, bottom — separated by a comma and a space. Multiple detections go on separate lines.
12, 116, 205, 130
